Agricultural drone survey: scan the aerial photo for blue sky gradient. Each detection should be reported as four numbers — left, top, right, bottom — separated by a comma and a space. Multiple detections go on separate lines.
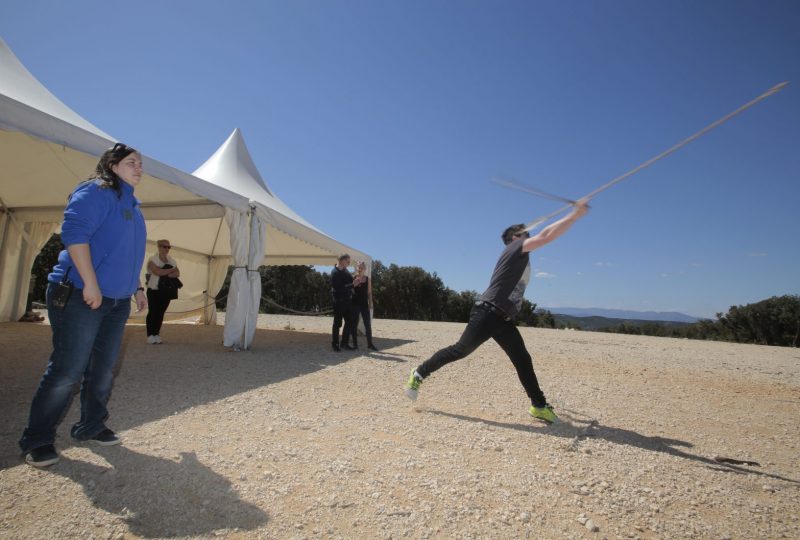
2, 1, 798, 318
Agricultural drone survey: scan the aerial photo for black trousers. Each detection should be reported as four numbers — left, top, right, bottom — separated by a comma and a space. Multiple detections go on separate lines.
416, 304, 547, 407
332, 299, 352, 346
146, 288, 172, 336
351, 304, 373, 346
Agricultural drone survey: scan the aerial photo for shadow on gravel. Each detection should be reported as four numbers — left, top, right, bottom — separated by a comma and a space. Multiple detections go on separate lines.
51, 446, 268, 538
426, 408, 800, 485
361, 350, 417, 362
0, 323, 414, 470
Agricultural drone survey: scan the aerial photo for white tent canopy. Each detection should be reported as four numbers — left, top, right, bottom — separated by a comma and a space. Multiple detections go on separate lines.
0, 37, 369, 348
187, 128, 370, 348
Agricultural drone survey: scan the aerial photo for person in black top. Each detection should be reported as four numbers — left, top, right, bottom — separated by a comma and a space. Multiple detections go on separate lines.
404, 200, 589, 423
330, 254, 354, 352
351, 261, 377, 351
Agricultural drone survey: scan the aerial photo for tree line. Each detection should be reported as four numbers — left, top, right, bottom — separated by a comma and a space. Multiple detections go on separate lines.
597, 295, 799, 347
29, 234, 798, 347
215, 261, 556, 328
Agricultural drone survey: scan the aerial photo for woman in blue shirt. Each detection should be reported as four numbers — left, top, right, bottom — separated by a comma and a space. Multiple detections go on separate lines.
20, 143, 147, 467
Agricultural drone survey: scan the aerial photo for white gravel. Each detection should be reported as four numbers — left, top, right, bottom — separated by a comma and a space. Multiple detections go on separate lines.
1, 314, 798, 539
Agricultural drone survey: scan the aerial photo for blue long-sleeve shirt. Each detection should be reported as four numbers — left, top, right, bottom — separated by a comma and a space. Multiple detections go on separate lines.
48, 179, 146, 299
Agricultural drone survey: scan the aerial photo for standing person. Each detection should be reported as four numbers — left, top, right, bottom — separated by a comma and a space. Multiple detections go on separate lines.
145, 239, 180, 344
19, 143, 147, 467
404, 200, 590, 423
351, 261, 377, 351
330, 253, 354, 352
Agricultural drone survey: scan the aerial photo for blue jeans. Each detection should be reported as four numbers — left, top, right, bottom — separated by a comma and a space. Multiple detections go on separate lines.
19, 282, 131, 452
416, 303, 547, 407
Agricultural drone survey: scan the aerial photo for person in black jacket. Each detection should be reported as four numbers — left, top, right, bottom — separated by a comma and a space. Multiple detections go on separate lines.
330, 254, 354, 352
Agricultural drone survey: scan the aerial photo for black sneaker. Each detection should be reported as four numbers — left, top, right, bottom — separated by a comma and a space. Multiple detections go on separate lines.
332, 343, 341, 352
89, 429, 121, 446
25, 444, 59, 468
367, 343, 378, 351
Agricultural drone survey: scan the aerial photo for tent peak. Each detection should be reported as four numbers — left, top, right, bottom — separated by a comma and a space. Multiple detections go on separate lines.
0, 37, 111, 139
193, 128, 273, 199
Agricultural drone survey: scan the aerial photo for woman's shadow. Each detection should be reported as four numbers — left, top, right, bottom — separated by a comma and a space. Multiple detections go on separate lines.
51, 445, 268, 538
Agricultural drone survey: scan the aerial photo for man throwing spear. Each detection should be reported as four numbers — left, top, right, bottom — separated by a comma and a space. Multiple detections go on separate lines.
404, 199, 590, 423
403, 82, 786, 422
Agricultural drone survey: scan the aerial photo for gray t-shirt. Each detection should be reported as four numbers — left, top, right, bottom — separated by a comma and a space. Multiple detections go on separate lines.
479, 237, 531, 318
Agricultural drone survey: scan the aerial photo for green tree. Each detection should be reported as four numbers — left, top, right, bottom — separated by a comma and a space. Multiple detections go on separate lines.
371, 261, 450, 321
516, 299, 538, 326
716, 295, 800, 347
30, 233, 64, 303
259, 265, 330, 314
442, 289, 478, 323
536, 309, 556, 328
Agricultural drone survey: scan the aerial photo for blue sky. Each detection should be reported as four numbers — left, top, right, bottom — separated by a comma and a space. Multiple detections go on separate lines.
2, 1, 798, 318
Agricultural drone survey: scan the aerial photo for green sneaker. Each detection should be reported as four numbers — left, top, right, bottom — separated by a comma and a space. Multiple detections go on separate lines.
404, 370, 423, 401
529, 404, 558, 424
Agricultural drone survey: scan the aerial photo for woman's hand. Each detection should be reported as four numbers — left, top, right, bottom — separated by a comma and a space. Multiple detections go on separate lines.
134, 290, 147, 312
83, 282, 103, 309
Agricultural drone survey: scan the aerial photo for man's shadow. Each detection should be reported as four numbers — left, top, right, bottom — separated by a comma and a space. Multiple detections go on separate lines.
51, 446, 268, 538
426, 408, 799, 484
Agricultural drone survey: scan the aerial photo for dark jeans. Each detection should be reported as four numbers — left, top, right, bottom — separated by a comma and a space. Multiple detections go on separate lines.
332, 299, 352, 346
351, 304, 373, 347
416, 304, 547, 407
19, 282, 131, 452
146, 288, 172, 336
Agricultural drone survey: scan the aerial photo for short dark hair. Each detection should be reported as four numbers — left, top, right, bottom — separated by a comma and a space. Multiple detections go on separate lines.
337, 253, 351, 262
501, 224, 527, 245
90, 142, 139, 196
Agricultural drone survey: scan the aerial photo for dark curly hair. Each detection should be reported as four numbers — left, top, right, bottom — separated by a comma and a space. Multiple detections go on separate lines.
89, 142, 139, 196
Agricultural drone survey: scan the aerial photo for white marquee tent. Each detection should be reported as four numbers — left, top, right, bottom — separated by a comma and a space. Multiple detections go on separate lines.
0, 37, 369, 349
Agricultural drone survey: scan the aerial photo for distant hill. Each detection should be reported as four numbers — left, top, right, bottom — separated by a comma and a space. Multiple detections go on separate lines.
549, 314, 694, 331
543, 307, 700, 323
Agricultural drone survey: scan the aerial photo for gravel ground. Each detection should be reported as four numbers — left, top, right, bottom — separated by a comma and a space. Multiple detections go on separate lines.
1, 313, 799, 540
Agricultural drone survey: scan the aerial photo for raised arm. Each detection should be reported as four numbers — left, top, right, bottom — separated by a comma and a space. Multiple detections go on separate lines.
521, 199, 590, 253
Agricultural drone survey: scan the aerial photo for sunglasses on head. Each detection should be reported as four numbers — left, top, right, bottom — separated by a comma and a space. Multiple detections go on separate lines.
110, 142, 131, 154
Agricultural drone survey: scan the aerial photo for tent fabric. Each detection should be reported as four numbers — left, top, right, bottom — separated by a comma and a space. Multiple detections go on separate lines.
203, 256, 231, 325
0, 220, 57, 320
246, 211, 267, 347
193, 128, 371, 266
0, 37, 251, 323
221, 207, 266, 349
0, 38, 370, 343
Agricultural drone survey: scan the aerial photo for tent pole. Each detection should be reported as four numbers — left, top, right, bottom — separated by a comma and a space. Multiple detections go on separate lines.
204, 255, 212, 325
0, 211, 11, 300
242, 205, 255, 350
10, 222, 31, 320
